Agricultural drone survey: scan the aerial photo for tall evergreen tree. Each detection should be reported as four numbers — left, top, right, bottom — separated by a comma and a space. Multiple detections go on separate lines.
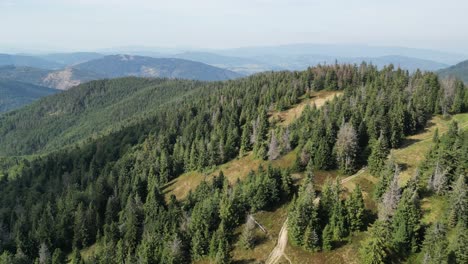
368, 133, 389, 176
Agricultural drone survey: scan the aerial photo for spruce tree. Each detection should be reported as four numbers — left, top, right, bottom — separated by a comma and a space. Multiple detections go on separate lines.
70, 248, 83, 264
239, 216, 255, 250
452, 223, 468, 264
359, 221, 390, 264
322, 224, 333, 251
51, 248, 65, 264
346, 185, 365, 232
421, 223, 448, 264
368, 133, 389, 176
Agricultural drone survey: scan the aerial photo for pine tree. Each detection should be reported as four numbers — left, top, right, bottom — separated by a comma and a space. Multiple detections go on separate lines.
70, 248, 83, 264
452, 223, 468, 264
239, 123, 252, 157
303, 226, 320, 252
280, 169, 293, 197
239, 216, 255, 250
368, 133, 389, 176
346, 185, 365, 232
322, 224, 333, 251
391, 186, 421, 255
215, 238, 231, 264
73, 203, 88, 249
159, 150, 170, 184
359, 221, 390, 264
449, 174, 467, 227
51, 248, 65, 264
252, 110, 269, 160
421, 223, 448, 264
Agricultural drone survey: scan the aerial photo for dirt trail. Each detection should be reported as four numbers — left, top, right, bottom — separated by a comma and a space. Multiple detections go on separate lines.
266, 169, 366, 264
265, 218, 291, 264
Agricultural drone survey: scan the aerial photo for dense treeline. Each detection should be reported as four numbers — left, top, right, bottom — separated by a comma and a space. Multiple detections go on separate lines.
288, 164, 366, 252
360, 121, 467, 263
292, 65, 467, 175
0, 64, 466, 263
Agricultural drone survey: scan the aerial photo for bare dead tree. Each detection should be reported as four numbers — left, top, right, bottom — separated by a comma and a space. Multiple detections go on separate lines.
427, 161, 447, 195
379, 165, 402, 220
282, 127, 291, 153
335, 122, 358, 173
268, 131, 280, 160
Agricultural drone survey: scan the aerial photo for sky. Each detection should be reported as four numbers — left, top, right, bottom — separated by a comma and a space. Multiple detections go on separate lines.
1, 0, 468, 54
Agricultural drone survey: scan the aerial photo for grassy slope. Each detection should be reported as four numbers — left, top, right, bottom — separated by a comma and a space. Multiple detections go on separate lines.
163, 91, 341, 201
78, 83, 467, 263
227, 113, 468, 264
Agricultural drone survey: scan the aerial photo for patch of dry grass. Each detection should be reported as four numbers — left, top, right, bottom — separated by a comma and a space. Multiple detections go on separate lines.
231, 205, 289, 263
164, 152, 295, 200
270, 91, 342, 127
392, 114, 468, 186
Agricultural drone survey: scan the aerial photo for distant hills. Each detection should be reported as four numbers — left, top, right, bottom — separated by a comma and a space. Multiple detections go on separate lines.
0, 53, 62, 69
0, 55, 243, 91
0, 44, 466, 112
0, 77, 206, 154
0, 80, 58, 112
0, 54, 242, 112
438, 60, 468, 83
73, 55, 243, 80
0, 65, 104, 90
215, 43, 466, 65
39, 52, 104, 66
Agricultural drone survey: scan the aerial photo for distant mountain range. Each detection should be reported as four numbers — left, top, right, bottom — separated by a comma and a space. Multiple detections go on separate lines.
0, 65, 104, 90
0, 53, 62, 69
0, 80, 58, 112
0, 55, 243, 91
0, 54, 243, 111
73, 55, 243, 80
1, 44, 467, 113
438, 60, 468, 83
214, 43, 466, 65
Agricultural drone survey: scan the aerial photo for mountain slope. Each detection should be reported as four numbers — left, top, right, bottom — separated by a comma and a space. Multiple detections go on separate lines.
0, 80, 58, 112
0, 77, 205, 155
0, 65, 466, 264
438, 59, 468, 83
73, 54, 243, 81
0, 53, 62, 69
0, 65, 104, 90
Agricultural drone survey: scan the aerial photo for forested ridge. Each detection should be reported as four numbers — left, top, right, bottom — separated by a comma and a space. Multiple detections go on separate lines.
0, 63, 467, 263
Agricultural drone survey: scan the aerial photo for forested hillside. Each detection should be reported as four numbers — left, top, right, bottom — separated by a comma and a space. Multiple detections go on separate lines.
0, 77, 205, 155
438, 59, 468, 83
0, 80, 58, 112
73, 55, 243, 81
0, 64, 466, 264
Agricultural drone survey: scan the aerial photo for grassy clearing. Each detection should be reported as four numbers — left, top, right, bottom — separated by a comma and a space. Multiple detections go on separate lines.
163, 150, 298, 200
164, 91, 341, 201
270, 91, 342, 127
392, 114, 468, 186
285, 232, 365, 264
231, 205, 289, 263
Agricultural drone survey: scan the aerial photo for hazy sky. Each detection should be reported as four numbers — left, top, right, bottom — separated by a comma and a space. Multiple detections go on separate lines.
1, 0, 468, 53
